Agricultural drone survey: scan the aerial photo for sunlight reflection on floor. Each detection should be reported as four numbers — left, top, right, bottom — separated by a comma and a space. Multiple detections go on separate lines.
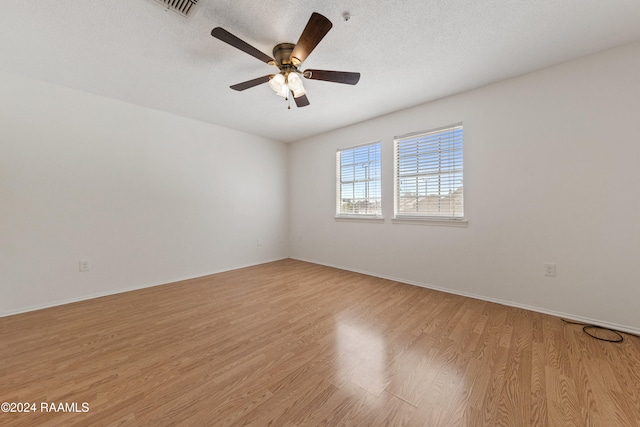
336, 321, 389, 395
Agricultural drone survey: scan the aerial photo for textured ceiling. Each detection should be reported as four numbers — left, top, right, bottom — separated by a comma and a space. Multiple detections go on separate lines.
2, 0, 640, 143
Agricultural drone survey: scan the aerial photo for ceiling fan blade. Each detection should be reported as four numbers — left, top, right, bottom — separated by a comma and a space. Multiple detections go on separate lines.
230, 75, 272, 91
293, 93, 310, 107
304, 69, 360, 85
211, 27, 274, 64
290, 13, 333, 66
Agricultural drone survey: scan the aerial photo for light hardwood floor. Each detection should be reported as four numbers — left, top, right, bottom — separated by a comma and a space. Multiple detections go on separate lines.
1, 259, 639, 426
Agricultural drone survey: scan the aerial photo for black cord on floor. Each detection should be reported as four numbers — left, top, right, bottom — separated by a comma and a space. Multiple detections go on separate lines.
561, 318, 634, 343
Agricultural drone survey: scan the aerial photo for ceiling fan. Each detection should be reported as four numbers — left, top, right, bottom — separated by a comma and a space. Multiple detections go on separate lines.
211, 12, 360, 108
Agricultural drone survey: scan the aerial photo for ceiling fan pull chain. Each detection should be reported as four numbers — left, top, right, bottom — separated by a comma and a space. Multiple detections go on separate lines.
285, 77, 291, 109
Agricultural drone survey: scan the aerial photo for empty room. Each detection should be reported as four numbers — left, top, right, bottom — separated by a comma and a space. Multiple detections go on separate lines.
2, 1, 640, 426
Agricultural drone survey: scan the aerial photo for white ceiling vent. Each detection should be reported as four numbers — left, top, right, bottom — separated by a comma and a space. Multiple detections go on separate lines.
154, 0, 199, 18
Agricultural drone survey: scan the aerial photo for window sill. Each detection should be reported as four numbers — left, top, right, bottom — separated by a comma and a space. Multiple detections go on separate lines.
392, 217, 468, 227
335, 215, 385, 224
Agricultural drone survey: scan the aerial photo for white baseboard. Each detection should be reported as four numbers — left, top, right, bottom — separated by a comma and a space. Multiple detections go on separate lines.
291, 257, 640, 337
5, 256, 638, 337
1, 257, 287, 318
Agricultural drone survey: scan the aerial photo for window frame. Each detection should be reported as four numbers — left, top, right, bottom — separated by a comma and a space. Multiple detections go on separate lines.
335, 141, 383, 219
393, 123, 466, 226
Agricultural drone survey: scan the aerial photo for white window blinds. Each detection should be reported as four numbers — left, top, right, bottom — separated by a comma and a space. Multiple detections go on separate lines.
395, 124, 464, 220
336, 142, 382, 216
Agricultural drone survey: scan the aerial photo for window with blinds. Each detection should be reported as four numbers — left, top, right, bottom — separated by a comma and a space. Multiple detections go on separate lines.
336, 142, 382, 216
395, 124, 464, 220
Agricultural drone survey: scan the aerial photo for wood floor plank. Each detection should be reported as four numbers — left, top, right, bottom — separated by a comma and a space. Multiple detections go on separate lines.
1, 259, 640, 426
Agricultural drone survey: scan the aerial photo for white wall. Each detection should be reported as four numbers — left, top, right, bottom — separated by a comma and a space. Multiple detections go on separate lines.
0, 71, 288, 316
288, 41, 640, 333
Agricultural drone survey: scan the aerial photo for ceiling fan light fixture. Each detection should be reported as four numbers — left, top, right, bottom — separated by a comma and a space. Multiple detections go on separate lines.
268, 73, 288, 97
287, 73, 306, 98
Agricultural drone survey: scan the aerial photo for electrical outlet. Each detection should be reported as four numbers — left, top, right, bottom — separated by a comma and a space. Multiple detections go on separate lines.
544, 263, 556, 277
79, 259, 90, 272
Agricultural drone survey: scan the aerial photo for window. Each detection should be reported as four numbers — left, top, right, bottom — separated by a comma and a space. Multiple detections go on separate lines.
395, 124, 464, 221
336, 142, 382, 216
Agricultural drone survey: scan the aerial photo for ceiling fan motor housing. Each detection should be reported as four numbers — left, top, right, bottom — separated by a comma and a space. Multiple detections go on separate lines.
272, 43, 296, 67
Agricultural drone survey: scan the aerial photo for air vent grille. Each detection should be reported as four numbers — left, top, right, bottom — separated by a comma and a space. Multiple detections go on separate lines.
155, 0, 198, 17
